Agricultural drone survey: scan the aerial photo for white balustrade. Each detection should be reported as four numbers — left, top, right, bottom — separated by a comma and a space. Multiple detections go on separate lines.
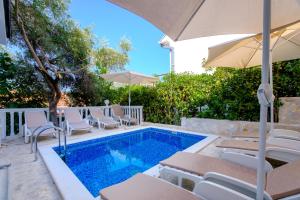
0, 105, 143, 141
121, 106, 143, 125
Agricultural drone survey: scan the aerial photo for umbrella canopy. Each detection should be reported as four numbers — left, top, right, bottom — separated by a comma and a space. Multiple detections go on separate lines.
205, 22, 300, 68
100, 71, 158, 86
108, 0, 300, 41
100, 71, 158, 122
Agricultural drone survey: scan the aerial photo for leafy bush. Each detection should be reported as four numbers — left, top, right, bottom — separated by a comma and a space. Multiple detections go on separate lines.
115, 59, 300, 124
0, 50, 48, 108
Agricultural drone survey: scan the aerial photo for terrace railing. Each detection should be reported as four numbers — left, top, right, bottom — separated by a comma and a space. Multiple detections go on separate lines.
0, 106, 143, 142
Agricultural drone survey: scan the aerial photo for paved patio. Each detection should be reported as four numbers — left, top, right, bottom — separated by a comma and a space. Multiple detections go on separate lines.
0, 123, 223, 200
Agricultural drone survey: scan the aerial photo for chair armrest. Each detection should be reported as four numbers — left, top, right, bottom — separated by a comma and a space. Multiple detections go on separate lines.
159, 166, 203, 186
266, 147, 300, 162
45, 122, 54, 126
267, 137, 300, 151
270, 129, 300, 141
220, 152, 273, 172
112, 116, 121, 121
194, 180, 257, 200
272, 135, 300, 141
203, 172, 272, 200
109, 116, 114, 120
0, 159, 11, 169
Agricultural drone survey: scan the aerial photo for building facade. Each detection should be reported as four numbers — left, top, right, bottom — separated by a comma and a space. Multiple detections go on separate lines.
159, 34, 249, 74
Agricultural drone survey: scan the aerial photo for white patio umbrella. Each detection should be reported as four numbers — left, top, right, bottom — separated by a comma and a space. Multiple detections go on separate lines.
205, 22, 300, 130
107, 1, 300, 199
100, 71, 158, 121
108, 0, 300, 40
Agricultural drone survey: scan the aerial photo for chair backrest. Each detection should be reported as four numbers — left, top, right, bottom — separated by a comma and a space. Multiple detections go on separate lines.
266, 160, 300, 199
64, 109, 82, 123
89, 108, 105, 119
25, 111, 48, 128
111, 104, 125, 118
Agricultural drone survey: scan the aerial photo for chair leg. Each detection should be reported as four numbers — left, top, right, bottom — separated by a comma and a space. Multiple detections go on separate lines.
98, 123, 101, 129
30, 136, 34, 153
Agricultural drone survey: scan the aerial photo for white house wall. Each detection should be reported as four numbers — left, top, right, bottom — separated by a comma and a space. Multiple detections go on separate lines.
161, 35, 249, 74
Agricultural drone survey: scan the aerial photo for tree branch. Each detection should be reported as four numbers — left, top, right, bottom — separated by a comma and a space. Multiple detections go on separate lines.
13, 0, 48, 75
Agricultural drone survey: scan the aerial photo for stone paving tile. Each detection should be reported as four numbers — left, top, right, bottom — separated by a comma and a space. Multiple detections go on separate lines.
1, 124, 222, 200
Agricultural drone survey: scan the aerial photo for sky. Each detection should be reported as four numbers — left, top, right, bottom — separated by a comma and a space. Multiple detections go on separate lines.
68, 0, 170, 76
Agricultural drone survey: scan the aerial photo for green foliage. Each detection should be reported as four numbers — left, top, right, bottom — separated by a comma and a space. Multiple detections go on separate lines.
144, 73, 214, 124
69, 70, 120, 106
94, 38, 132, 74
112, 60, 300, 124
0, 50, 16, 95
0, 49, 48, 108
12, 0, 94, 71
198, 67, 262, 121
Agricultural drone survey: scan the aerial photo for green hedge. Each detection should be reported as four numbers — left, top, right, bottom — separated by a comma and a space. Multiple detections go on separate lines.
115, 60, 300, 124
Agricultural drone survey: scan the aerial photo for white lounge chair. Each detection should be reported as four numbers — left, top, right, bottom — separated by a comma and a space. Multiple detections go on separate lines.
232, 126, 300, 141
24, 111, 56, 143
217, 136, 300, 162
269, 128, 300, 141
159, 152, 300, 200
111, 104, 138, 125
159, 152, 272, 189
89, 108, 120, 129
100, 173, 257, 200
64, 109, 92, 135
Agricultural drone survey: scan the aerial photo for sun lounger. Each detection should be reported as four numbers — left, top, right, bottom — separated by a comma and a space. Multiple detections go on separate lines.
217, 137, 300, 162
270, 128, 300, 141
24, 111, 56, 143
232, 128, 300, 140
64, 109, 92, 135
160, 152, 260, 186
204, 160, 300, 200
111, 104, 138, 125
100, 173, 256, 200
159, 152, 300, 200
89, 108, 120, 129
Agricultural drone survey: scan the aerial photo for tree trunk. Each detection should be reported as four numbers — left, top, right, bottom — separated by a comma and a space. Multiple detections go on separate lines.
48, 84, 61, 126
43, 74, 62, 126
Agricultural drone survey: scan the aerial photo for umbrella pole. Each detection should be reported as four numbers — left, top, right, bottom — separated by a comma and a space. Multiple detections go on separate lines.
270, 53, 274, 130
257, 0, 271, 199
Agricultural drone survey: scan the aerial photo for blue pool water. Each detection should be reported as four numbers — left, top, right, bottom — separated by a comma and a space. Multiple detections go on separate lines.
53, 127, 206, 197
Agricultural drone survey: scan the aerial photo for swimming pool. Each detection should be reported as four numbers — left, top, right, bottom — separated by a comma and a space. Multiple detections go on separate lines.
40, 126, 217, 200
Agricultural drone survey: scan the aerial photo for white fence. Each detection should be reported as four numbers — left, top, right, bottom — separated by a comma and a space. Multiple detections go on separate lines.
0, 106, 143, 141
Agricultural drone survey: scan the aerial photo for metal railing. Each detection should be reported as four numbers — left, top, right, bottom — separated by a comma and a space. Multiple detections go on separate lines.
0, 105, 143, 142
